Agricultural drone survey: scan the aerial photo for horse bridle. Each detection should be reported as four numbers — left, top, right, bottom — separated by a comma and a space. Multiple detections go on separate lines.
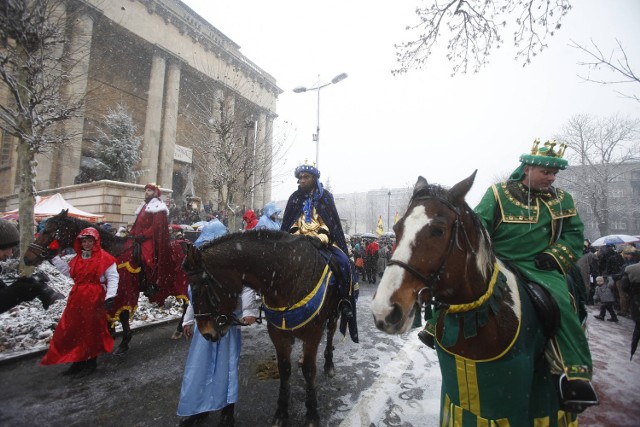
185, 267, 252, 335
27, 228, 62, 261
386, 196, 477, 309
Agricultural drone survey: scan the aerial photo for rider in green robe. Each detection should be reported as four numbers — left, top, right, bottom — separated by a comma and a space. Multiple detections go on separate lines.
473, 139, 597, 412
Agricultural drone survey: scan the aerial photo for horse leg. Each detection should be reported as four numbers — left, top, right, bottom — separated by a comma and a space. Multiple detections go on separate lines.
171, 300, 187, 340
113, 310, 132, 355
324, 316, 338, 378
301, 337, 321, 427
269, 329, 293, 427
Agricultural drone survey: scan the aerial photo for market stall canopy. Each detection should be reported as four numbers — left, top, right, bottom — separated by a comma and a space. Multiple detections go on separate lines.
1, 194, 105, 223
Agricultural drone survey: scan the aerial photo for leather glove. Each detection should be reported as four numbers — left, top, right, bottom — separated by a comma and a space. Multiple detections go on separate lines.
534, 253, 560, 271
103, 297, 115, 310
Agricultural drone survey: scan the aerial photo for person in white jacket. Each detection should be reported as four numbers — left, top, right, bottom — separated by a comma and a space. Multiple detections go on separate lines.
176, 219, 259, 427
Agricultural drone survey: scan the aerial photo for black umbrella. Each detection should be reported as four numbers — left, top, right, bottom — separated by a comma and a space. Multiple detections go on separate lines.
631, 321, 640, 361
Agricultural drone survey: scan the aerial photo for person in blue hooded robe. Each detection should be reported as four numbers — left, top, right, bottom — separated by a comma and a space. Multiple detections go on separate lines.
176, 219, 259, 426
255, 202, 282, 231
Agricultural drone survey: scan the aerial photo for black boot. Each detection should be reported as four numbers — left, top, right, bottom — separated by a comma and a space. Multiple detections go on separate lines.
74, 358, 97, 378
38, 286, 65, 310
62, 362, 85, 376
417, 329, 435, 349
179, 412, 209, 427
559, 375, 599, 414
218, 404, 235, 427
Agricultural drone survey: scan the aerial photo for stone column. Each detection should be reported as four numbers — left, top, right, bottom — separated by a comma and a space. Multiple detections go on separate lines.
158, 60, 181, 189
49, 10, 94, 187
140, 52, 166, 184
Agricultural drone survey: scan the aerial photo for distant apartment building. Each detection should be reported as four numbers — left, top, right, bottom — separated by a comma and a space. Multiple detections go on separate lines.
556, 162, 640, 241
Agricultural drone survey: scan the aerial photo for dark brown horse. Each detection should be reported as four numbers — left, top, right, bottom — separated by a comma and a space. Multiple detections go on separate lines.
23, 209, 189, 354
372, 173, 579, 426
182, 229, 342, 427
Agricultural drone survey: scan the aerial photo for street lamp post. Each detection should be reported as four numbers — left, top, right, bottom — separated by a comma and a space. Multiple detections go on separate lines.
293, 72, 348, 169
387, 191, 391, 231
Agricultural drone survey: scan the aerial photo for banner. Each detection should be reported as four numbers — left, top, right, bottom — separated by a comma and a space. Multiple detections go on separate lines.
394, 212, 399, 224
376, 216, 384, 235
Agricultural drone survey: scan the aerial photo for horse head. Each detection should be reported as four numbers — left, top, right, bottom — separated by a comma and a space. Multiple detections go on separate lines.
182, 241, 240, 342
24, 209, 75, 266
372, 171, 494, 334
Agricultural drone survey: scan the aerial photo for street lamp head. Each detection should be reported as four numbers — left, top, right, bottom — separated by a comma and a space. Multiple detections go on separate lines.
293, 86, 307, 93
331, 72, 348, 84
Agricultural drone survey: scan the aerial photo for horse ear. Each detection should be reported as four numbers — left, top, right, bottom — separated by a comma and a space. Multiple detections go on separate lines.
448, 170, 477, 206
413, 176, 429, 196
61, 209, 69, 217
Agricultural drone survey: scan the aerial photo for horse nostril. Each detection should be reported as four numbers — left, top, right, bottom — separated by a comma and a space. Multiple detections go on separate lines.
386, 303, 404, 326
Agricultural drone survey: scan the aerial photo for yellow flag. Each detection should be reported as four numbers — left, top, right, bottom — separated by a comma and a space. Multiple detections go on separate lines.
376, 216, 384, 235
394, 212, 399, 224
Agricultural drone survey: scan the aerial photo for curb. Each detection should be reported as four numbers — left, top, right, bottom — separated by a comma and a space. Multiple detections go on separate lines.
0, 317, 180, 366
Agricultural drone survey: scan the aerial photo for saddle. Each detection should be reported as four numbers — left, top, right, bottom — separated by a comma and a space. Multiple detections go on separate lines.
521, 281, 560, 338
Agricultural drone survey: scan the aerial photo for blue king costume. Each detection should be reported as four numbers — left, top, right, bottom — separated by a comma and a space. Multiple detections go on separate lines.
281, 163, 359, 342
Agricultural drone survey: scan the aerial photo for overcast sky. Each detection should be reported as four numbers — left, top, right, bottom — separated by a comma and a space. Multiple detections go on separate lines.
182, 0, 640, 205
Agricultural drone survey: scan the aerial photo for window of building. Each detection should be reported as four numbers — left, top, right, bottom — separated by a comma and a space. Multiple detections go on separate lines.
0, 130, 13, 168
611, 221, 627, 230
611, 189, 624, 198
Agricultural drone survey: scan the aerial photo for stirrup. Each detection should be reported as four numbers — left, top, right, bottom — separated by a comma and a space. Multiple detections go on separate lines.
417, 329, 435, 349
339, 299, 354, 321
558, 374, 599, 414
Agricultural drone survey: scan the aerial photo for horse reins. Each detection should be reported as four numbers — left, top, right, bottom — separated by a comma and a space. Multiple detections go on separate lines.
185, 266, 260, 334
387, 195, 479, 309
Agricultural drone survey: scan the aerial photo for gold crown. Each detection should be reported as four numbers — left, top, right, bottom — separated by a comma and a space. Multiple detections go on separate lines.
530, 139, 567, 159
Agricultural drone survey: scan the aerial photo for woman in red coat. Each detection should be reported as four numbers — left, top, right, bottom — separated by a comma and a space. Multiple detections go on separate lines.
41, 227, 118, 377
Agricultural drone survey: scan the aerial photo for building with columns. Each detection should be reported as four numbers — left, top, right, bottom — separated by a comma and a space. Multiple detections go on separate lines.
0, 0, 281, 224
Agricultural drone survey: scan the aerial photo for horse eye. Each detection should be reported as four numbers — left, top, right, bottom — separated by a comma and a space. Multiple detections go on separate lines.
430, 228, 445, 237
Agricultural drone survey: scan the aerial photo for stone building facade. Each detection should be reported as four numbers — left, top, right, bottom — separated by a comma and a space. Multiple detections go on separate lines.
0, 0, 281, 224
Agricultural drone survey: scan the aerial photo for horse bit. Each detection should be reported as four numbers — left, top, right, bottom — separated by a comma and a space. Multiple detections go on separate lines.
185, 267, 260, 334
386, 196, 478, 309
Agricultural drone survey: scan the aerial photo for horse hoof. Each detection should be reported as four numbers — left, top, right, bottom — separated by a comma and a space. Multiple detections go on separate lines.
171, 330, 183, 340
112, 345, 129, 356
325, 367, 335, 378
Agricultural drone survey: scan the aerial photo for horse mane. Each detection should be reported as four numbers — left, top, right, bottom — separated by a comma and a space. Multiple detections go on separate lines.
197, 228, 299, 251
48, 210, 125, 249
410, 183, 448, 203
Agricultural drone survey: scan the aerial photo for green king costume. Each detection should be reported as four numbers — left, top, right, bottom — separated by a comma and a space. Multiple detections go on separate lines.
474, 140, 592, 382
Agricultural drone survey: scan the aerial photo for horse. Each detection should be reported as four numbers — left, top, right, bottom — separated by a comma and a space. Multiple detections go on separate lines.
371, 173, 579, 427
182, 229, 343, 427
23, 209, 189, 354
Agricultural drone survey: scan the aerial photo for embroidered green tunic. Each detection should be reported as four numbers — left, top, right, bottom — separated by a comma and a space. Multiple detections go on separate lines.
474, 181, 592, 380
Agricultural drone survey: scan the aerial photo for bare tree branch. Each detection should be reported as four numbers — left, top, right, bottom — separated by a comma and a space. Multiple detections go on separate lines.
571, 39, 640, 103
394, 0, 571, 76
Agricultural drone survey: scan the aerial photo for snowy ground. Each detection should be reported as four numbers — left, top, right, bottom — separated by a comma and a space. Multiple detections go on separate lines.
1, 260, 639, 426
0, 257, 184, 360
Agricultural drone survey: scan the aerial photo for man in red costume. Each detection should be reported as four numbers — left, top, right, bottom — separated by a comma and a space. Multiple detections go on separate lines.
128, 183, 172, 296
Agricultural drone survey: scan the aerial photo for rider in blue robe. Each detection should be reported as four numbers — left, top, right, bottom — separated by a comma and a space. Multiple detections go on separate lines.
281, 163, 359, 342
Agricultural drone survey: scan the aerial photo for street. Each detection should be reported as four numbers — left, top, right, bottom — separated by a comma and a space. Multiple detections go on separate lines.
1, 283, 638, 426
0, 284, 441, 427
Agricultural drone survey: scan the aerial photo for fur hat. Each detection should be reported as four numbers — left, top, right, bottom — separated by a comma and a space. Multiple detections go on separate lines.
0, 218, 20, 250
622, 245, 637, 255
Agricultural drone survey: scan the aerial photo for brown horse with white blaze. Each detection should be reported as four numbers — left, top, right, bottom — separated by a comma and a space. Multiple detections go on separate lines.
372, 172, 579, 426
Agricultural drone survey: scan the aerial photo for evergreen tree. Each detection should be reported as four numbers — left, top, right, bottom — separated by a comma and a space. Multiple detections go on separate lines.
94, 104, 142, 182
